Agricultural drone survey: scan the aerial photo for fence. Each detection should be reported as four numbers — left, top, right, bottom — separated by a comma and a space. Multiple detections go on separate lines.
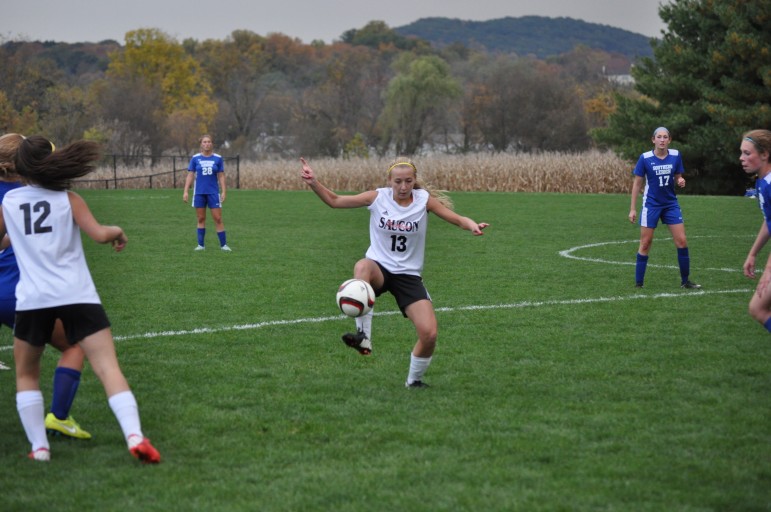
74, 154, 241, 190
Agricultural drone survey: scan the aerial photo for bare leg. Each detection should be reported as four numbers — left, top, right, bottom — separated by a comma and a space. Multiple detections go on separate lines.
404, 299, 437, 387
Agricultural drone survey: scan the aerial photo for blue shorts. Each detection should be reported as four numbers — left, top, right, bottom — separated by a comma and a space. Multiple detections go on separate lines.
640, 204, 683, 228
374, 261, 431, 317
0, 297, 15, 328
193, 193, 221, 209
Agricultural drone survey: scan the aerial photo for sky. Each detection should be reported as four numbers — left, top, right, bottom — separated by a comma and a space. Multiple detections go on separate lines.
2, 0, 667, 45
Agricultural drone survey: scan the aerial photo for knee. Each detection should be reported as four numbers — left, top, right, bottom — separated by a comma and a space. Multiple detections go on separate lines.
418, 326, 437, 347
748, 300, 764, 322
353, 259, 379, 284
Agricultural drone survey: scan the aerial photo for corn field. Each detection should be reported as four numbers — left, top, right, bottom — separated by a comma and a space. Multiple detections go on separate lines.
83, 151, 633, 194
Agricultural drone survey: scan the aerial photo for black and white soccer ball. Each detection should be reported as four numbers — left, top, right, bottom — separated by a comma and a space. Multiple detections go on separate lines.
336, 279, 375, 317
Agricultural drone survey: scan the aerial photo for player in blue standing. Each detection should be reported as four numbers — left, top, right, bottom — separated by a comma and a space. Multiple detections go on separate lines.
182, 134, 231, 251
628, 127, 700, 289
740, 129, 771, 332
0, 133, 91, 440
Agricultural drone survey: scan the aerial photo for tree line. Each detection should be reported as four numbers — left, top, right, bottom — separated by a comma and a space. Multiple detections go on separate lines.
0, 0, 768, 194
0, 21, 627, 158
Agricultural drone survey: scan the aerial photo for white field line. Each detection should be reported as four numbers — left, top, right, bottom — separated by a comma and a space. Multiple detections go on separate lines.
558, 236, 746, 273
0, 288, 751, 352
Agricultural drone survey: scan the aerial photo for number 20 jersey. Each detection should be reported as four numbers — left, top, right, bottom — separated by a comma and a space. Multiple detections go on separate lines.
2, 186, 100, 310
365, 187, 429, 277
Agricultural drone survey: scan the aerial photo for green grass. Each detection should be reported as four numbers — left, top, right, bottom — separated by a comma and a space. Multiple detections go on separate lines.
1, 189, 769, 511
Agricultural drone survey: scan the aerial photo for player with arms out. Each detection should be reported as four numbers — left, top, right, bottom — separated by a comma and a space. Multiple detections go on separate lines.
2, 135, 160, 463
740, 129, 771, 332
628, 127, 700, 289
182, 134, 231, 251
301, 157, 488, 388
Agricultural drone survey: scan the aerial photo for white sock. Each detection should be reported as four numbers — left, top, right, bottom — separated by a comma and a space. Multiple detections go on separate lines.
406, 354, 432, 385
17, 390, 49, 452
355, 309, 373, 339
108, 390, 143, 446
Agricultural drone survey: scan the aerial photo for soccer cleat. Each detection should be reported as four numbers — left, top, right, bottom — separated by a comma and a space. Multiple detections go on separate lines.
194, 245, 205, 251
45, 413, 92, 440
128, 435, 161, 464
681, 280, 702, 289
635, 283, 644, 288
221, 245, 232, 252
405, 380, 429, 389
28, 447, 50, 461
341, 330, 372, 355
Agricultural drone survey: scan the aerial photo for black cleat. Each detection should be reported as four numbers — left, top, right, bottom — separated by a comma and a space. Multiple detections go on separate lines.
681, 280, 702, 289
635, 282, 644, 288
341, 330, 372, 355
405, 380, 429, 389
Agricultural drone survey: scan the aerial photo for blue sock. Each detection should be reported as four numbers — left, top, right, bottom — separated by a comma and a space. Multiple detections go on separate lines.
764, 318, 771, 333
217, 231, 227, 247
51, 367, 81, 420
677, 247, 690, 284
197, 228, 205, 246
635, 253, 649, 285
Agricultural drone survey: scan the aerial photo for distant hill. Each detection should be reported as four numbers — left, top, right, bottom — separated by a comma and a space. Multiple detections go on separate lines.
1, 39, 120, 78
395, 16, 656, 61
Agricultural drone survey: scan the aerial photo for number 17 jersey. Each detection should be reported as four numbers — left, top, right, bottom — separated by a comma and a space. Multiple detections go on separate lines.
633, 149, 685, 208
366, 188, 429, 277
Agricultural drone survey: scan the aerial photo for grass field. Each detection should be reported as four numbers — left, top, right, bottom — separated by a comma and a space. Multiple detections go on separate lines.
1, 188, 769, 511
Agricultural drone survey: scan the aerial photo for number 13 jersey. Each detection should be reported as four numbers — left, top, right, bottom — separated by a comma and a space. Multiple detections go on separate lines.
2, 186, 100, 310
366, 187, 429, 277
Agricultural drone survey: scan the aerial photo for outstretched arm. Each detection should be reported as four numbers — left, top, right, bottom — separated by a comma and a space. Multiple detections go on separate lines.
426, 196, 488, 235
300, 157, 375, 208
68, 191, 127, 252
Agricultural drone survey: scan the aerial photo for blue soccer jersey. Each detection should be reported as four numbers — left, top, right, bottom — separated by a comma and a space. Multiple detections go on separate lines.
633, 149, 685, 208
188, 153, 224, 195
757, 173, 771, 233
0, 181, 21, 302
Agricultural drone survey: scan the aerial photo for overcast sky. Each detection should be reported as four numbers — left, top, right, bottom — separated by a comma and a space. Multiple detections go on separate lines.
2, 0, 668, 45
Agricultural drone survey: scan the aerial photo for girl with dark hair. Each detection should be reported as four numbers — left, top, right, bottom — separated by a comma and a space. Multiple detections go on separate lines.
2, 135, 160, 463
0, 133, 91, 440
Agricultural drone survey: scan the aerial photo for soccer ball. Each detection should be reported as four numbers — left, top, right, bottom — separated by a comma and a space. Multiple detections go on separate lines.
336, 279, 375, 317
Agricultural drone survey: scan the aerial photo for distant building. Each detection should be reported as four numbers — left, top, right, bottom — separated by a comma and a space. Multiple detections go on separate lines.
607, 74, 635, 86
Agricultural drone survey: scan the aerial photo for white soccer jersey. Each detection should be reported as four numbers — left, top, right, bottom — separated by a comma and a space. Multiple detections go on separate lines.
2, 186, 100, 310
365, 187, 429, 276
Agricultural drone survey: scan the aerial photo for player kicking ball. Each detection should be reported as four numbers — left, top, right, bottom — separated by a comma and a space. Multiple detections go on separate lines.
301, 157, 488, 388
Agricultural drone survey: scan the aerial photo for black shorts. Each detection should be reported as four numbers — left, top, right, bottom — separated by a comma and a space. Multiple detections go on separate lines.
374, 261, 431, 317
14, 304, 111, 347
